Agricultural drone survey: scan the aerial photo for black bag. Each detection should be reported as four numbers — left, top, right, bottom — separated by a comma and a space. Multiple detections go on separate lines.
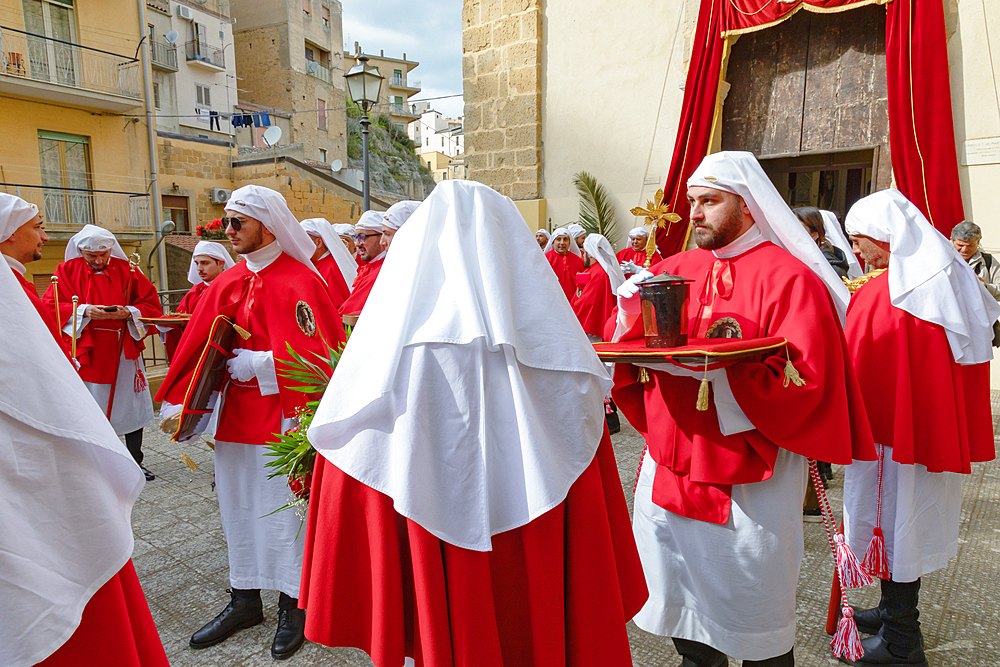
979, 252, 1000, 347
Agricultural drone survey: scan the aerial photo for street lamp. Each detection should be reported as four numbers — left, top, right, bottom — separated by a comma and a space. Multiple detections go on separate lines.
344, 54, 384, 211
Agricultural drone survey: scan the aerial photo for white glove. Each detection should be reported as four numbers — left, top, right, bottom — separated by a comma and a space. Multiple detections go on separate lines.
616, 269, 653, 315
227, 348, 268, 382
620, 260, 641, 274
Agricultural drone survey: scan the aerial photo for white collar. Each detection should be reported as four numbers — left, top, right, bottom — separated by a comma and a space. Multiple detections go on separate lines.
242, 240, 282, 273
713, 224, 765, 259
3, 254, 26, 276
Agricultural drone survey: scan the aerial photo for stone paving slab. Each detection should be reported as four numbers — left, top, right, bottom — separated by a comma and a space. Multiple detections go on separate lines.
130, 395, 1000, 666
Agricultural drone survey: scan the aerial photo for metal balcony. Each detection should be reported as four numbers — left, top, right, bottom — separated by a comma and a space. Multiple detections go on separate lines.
0, 26, 143, 111
185, 40, 224, 70
150, 40, 178, 72
3, 183, 153, 236
308, 61, 333, 84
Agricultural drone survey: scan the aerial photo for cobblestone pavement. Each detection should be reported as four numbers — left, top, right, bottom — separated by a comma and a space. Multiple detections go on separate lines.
132, 395, 1000, 666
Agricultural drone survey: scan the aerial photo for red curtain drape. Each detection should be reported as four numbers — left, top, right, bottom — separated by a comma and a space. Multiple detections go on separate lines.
656, 0, 965, 256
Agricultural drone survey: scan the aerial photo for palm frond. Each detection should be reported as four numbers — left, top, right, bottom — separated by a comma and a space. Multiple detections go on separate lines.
573, 171, 619, 244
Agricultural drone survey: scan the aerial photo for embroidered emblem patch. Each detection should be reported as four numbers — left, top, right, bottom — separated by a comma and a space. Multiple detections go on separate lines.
295, 301, 317, 337
706, 317, 742, 339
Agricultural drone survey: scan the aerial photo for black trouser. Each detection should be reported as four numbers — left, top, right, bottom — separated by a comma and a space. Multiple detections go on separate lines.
124, 428, 143, 465
673, 638, 794, 667
879, 578, 922, 653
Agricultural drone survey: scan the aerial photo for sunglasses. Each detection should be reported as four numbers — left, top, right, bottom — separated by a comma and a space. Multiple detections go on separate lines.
354, 232, 382, 241
221, 216, 247, 231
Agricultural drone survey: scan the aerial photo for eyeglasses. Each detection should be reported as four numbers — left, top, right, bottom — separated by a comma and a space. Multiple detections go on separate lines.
354, 233, 381, 241
221, 216, 246, 231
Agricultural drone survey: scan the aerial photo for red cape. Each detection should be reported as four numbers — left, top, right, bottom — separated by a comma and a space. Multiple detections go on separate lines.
571, 262, 614, 339
37, 560, 168, 667
166, 281, 210, 360
545, 251, 585, 301
41, 257, 162, 384
339, 256, 384, 316
13, 267, 71, 358
616, 247, 662, 273
155, 253, 345, 444
613, 242, 875, 524
314, 253, 351, 309
845, 272, 994, 472
299, 430, 647, 667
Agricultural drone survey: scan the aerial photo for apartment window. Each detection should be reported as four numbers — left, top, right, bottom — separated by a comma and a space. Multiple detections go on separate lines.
152, 82, 160, 109
393, 69, 403, 86
321, 4, 330, 27
162, 195, 189, 233
319, 148, 327, 162
22, 0, 77, 85
317, 98, 327, 131
37, 130, 92, 226
305, 46, 314, 62
395, 124, 404, 133
393, 95, 403, 111
196, 83, 211, 107
302, 0, 310, 15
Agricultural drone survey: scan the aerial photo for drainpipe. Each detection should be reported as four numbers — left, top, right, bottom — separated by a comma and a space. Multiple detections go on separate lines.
138, 0, 168, 290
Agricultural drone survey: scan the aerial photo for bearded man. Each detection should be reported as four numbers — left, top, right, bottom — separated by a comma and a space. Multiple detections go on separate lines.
614, 151, 874, 666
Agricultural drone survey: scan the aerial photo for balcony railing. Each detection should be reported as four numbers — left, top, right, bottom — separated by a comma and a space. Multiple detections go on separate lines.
308, 61, 333, 84
390, 104, 419, 119
185, 40, 224, 69
0, 26, 142, 100
150, 40, 177, 71
3, 183, 152, 234
391, 75, 419, 89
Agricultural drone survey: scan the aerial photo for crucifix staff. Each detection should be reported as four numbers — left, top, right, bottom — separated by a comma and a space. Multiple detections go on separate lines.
630, 188, 683, 268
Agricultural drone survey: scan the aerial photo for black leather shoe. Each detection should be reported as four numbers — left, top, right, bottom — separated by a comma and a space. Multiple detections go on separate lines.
189, 589, 264, 649
271, 607, 307, 659
142, 467, 155, 481
852, 606, 882, 635
845, 635, 928, 667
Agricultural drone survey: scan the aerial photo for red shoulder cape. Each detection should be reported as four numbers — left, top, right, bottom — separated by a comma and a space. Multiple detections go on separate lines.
612, 242, 875, 524
339, 256, 384, 316
300, 430, 647, 667
41, 257, 162, 384
314, 254, 351, 309
846, 272, 994, 472
571, 262, 614, 339
155, 254, 345, 420
176, 281, 209, 314
545, 251, 585, 301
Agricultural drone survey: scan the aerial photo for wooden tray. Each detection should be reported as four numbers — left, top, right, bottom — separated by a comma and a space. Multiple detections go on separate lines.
140, 314, 193, 326
593, 336, 786, 366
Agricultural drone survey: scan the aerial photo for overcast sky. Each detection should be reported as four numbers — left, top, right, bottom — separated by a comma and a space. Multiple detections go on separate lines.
341, 0, 465, 119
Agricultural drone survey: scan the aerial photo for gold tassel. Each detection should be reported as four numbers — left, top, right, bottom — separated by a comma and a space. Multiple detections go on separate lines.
783, 345, 806, 388
233, 323, 251, 340
180, 453, 199, 471
696, 357, 710, 411
638, 367, 650, 384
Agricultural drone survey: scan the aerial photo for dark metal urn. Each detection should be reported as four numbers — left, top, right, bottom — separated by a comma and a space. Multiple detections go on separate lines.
638, 273, 692, 348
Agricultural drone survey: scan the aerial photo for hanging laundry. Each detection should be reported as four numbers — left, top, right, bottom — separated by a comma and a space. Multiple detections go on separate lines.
252, 114, 262, 128
232, 114, 244, 128
209, 111, 220, 131
243, 113, 253, 125
260, 112, 271, 127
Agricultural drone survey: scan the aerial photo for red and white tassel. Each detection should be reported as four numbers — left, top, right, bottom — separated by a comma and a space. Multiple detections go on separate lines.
862, 444, 890, 578
831, 602, 864, 661
862, 526, 890, 579
835, 534, 873, 588
133, 358, 147, 392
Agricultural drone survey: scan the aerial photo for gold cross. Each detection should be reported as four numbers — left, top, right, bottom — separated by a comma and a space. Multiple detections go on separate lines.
630, 188, 682, 267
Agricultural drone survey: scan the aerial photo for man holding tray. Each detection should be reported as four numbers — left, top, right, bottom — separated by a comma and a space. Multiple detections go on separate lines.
613, 151, 875, 666
156, 185, 344, 659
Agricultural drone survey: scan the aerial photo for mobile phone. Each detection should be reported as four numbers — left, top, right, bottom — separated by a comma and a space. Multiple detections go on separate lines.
103, 305, 119, 312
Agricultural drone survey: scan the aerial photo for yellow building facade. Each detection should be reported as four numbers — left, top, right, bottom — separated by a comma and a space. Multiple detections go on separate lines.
0, 0, 157, 288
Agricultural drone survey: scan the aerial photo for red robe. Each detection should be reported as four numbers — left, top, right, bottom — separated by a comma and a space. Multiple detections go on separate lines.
339, 256, 385, 317
571, 262, 614, 339
314, 253, 351, 309
11, 266, 70, 357
37, 561, 168, 667
613, 242, 875, 524
41, 257, 162, 384
845, 272, 995, 472
164, 281, 210, 360
155, 253, 346, 445
616, 247, 662, 273
299, 429, 648, 667
545, 250, 585, 301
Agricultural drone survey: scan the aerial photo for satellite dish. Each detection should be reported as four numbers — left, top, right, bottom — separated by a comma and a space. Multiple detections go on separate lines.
164, 30, 179, 44
262, 125, 282, 146
307, 61, 319, 74
330, 159, 343, 172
